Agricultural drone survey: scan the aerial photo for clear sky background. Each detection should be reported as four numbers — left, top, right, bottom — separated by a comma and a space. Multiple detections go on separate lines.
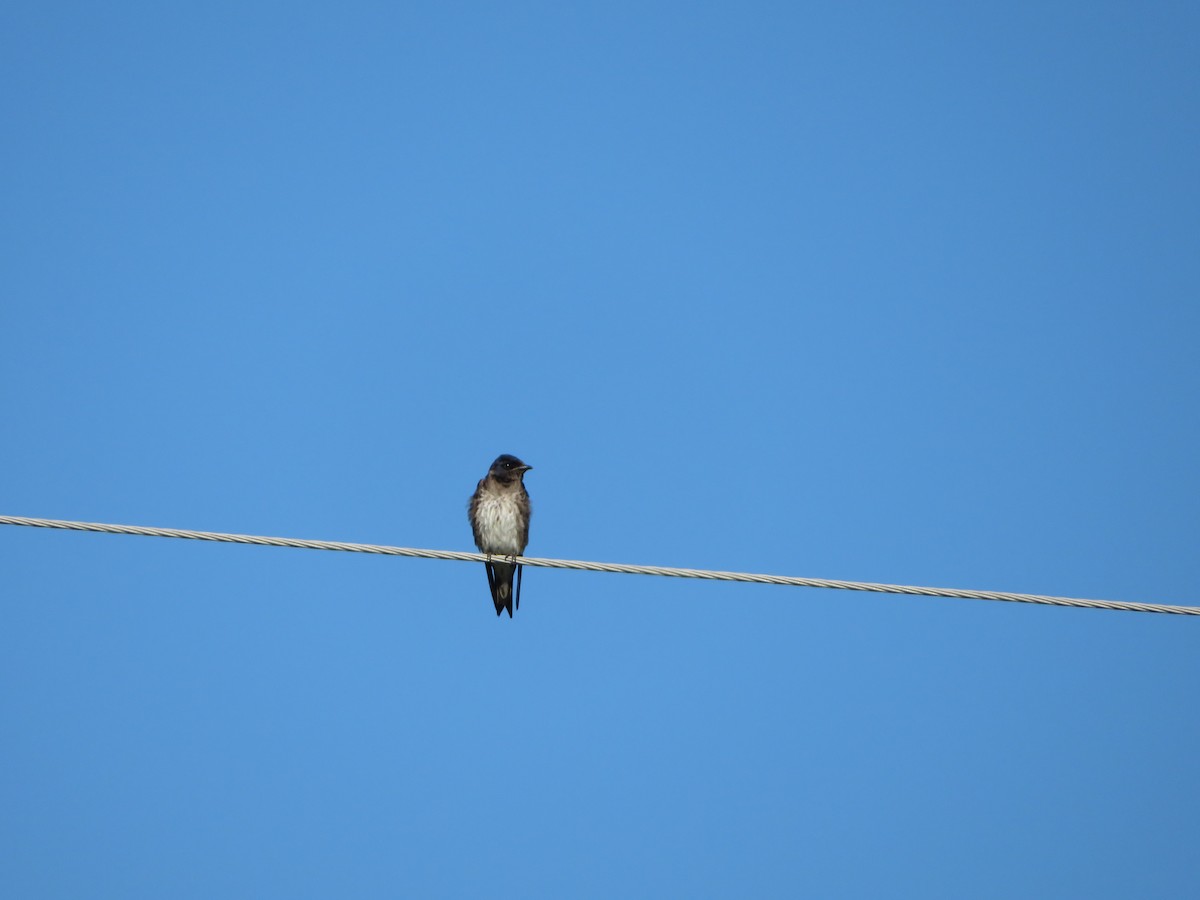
2, 2, 1198, 897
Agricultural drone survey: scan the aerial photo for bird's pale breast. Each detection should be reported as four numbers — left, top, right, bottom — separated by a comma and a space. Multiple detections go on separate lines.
474, 491, 526, 555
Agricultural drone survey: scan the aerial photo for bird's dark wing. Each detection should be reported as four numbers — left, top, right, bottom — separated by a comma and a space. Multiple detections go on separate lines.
514, 485, 531, 612
467, 479, 486, 550
517, 486, 531, 551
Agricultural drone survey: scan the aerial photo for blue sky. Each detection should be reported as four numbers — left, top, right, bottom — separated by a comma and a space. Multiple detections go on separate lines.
2, 2, 1198, 897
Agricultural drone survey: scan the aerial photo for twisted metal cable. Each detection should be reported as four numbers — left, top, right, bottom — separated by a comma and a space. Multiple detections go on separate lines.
1, 514, 1195, 616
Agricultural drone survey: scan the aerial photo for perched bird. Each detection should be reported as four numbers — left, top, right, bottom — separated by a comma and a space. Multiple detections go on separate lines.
468, 454, 533, 617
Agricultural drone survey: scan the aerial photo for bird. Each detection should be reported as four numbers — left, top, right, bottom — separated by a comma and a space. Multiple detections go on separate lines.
468, 454, 533, 617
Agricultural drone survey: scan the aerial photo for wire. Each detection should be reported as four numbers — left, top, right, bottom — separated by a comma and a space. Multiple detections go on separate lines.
1, 514, 1195, 616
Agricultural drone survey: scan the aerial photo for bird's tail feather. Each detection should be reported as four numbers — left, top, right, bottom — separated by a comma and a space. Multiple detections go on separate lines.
490, 561, 515, 618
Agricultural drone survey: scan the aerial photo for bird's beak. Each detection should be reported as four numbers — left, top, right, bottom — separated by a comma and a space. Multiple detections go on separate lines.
519, 464, 533, 473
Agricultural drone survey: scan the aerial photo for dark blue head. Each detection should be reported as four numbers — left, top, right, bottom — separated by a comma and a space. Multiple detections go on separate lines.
488, 454, 532, 484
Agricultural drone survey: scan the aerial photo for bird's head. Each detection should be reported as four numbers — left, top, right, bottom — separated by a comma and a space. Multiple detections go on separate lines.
489, 454, 532, 485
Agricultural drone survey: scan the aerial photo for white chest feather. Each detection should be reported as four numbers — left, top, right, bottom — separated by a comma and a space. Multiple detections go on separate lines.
475, 491, 525, 555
